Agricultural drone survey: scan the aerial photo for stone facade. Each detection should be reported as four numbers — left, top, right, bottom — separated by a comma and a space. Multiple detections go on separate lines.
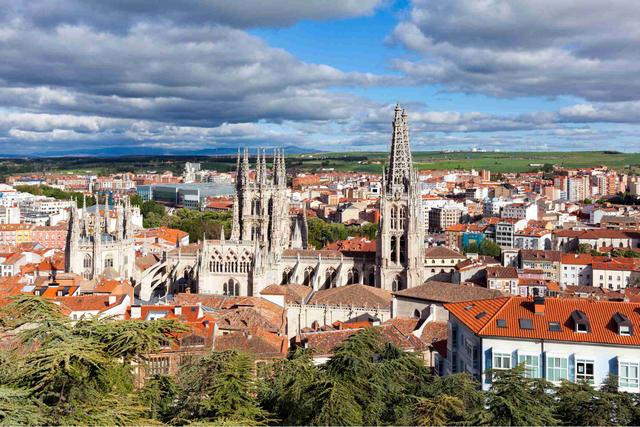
376, 105, 426, 291
65, 197, 137, 281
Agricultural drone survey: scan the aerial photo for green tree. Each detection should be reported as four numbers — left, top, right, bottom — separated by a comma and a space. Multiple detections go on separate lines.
174, 350, 269, 425
0, 295, 184, 426
464, 241, 479, 254
478, 365, 558, 426
478, 239, 501, 257
139, 375, 179, 423
259, 349, 318, 425
413, 394, 464, 426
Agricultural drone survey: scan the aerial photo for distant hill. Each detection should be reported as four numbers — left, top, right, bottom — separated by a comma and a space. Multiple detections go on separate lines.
31, 145, 321, 158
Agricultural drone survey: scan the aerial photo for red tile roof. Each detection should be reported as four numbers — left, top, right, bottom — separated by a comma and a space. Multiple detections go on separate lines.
486, 266, 519, 279
323, 237, 376, 253
424, 246, 467, 259
445, 296, 640, 346
307, 284, 391, 308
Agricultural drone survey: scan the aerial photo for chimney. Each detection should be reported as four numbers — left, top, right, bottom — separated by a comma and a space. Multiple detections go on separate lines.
174, 305, 182, 316
130, 304, 142, 319
534, 296, 545, 315
108, 295, 116, 305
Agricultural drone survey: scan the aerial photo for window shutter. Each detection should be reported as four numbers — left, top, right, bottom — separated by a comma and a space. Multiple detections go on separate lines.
485, 348, 493, 384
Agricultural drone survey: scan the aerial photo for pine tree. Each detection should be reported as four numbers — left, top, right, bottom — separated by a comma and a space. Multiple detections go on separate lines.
479, 365, 558, 426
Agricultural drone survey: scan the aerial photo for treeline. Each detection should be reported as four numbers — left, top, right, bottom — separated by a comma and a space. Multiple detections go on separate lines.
307, 217, 378, 249
15, 185, 96, 207
2, 296, 639, 426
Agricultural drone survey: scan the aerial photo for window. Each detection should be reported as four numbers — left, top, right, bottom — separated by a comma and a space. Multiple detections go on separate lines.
620, 325, 631, 336
619, 361, 639, 390
548, 322, 561, 332
519, 318, 533, 330
547, 356, 568, 382
497, 319, 507, 328
519, 355, 540, 378
576, 359, 594, 384
451, 325, 458, 347
493, 352, 511, 370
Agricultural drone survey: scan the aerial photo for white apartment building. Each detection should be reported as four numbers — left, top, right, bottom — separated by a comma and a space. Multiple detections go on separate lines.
501, 202, 538, 221
592, 258, 640, 290
560, 254, 593, 288
446, 296, 640, 392
0, 205, 20, 224
483, 197, 511, 217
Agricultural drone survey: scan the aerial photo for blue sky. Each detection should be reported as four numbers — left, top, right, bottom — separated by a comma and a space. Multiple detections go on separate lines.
0, 0, 639, 155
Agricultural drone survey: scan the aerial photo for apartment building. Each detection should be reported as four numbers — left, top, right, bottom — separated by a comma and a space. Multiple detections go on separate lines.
446, 296, 640, 392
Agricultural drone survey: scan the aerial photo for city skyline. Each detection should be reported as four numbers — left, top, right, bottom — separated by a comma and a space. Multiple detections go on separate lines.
2, 0, 640, 155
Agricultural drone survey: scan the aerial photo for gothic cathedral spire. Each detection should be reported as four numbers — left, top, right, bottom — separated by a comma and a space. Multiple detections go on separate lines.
386, 104, 414, 194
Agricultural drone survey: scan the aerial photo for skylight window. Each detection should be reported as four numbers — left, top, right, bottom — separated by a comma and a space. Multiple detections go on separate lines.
548, 322, 561, 332
519, 318, 533, 330
497, 319, 507, 328
475, 311, 487, 319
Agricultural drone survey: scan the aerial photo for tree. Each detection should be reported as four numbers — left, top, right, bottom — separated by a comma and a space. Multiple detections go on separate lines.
259, 349, 318, 425
0, 295, 185, 426
413, 395, 464, 426
139, 375, 179, 423
464, 241, 479, 254
478, 239, 501, 257
173, 350, 269, 425
479, 365, 557, 426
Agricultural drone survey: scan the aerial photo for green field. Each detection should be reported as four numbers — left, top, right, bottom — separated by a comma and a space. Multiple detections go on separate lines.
1, 151, 639, 179
288, 151, 640, 174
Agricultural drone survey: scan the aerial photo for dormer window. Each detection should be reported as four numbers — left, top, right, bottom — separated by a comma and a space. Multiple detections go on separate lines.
613, 312, 633, 336
571, 310, 591, 333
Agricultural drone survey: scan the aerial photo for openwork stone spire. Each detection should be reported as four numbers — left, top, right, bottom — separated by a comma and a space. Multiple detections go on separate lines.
385, 104, 414, 194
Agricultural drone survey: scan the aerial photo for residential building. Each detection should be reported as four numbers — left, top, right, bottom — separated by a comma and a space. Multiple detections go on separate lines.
446, 297, 640, 392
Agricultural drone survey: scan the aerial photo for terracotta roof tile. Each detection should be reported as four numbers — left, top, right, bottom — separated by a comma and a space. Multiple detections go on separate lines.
445, 296, 640, 346
424, 246, 467, 259
394, 281, 503, 303
306, 284, 391, 308
486, 266, 519, 279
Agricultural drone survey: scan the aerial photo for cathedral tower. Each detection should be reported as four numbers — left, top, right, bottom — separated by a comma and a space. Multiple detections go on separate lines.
376, 105, 425, 291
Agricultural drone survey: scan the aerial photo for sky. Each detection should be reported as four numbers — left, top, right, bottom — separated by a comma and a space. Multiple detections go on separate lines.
1, 0, 640, 155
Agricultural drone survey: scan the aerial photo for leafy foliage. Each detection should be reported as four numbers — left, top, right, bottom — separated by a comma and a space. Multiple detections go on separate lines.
307, 217, 378, 249
2, 297, 640, 426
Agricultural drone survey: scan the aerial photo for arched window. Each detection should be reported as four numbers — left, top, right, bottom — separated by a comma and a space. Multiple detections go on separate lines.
282, 268, 292, 285
392, 275, 402, 292
104, 255, 114, 269
251, 224, 260, 241
368, 267, 376, 286
224, 279, 240, 296
251, 198, 261, 215
400, 206, 407, 230
390, 205, 398, 230
303, 267, 314, 286
83, 254, 92, 269
325, 267, 336, 288
347, 268, 359, 285
413, 309, 421, 319
399, 235, 407, 264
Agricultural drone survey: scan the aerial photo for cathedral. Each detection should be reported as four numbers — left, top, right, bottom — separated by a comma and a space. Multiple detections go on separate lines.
66, 106, 428, 300
65, 196, 137, 280
189, 104, 424, 296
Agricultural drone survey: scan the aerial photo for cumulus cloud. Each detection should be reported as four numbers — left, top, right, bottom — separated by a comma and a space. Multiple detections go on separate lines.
2, 0, 384, 30
391, 0, 640, 102
0, 0, 639, 154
